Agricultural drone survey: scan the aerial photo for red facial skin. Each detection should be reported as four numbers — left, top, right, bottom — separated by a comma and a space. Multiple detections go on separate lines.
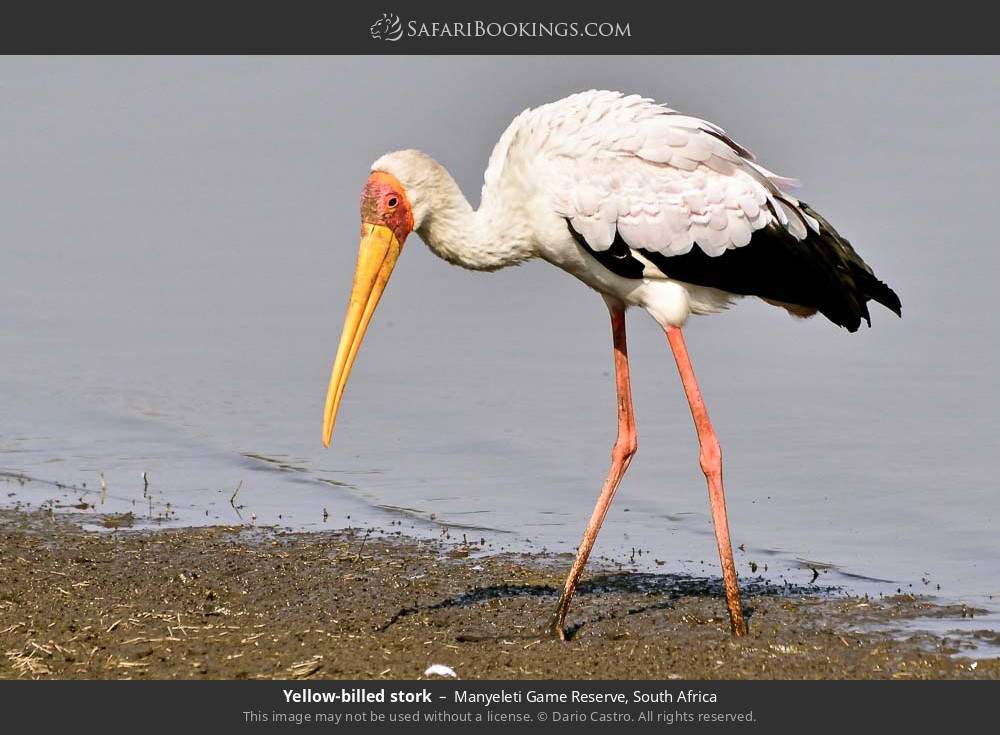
360, 171, 413, 245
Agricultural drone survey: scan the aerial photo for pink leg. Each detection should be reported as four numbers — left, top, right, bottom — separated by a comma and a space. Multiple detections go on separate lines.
666, 326, 747, 636
550, 304, 636, 640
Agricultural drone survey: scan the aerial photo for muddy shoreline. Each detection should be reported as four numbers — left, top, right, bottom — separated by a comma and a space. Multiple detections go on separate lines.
0, 509, 996, 679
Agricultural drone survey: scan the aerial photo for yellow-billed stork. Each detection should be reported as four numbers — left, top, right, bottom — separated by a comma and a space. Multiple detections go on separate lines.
322, 90, 901, 639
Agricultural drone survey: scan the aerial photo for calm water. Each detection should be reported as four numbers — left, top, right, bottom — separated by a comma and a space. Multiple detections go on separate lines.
2, 57, 998, 647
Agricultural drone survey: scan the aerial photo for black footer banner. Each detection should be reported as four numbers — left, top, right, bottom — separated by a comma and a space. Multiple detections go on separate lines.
1, 679, 992, 731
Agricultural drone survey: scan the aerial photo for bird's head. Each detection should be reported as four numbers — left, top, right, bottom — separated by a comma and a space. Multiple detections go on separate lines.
322, 167, 414, 447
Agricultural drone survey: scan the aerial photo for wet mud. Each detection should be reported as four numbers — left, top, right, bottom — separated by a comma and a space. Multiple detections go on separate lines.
0, 509, 996, 680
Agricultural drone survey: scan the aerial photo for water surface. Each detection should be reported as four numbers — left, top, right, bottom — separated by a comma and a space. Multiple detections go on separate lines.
2, 57, 998, 646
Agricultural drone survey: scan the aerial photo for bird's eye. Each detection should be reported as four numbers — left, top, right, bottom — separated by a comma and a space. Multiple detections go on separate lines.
386, 196, 399, 209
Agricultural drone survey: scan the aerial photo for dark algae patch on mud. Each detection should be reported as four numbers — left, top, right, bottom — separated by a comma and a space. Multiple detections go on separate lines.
0, 509, 996, 680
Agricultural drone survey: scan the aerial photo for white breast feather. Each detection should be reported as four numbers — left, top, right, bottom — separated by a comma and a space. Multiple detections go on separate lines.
481, 90, 818, 263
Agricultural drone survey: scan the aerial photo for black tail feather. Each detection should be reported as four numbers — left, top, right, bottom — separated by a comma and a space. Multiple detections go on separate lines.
799, 202, 902, 329
633, 202, 902, 333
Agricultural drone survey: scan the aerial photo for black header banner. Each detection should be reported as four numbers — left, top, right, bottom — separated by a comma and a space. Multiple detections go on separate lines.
1, 0, 997, 53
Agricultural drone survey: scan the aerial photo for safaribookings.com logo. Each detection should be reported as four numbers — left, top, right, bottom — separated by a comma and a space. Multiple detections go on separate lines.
370, 13, 403, 41
370, 13, 631, 42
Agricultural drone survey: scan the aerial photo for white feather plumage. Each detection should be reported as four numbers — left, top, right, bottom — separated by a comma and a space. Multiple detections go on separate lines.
372, 90, 820, 327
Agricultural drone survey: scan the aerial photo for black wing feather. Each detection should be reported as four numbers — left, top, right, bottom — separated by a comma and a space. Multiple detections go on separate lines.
567, 203, 901, 333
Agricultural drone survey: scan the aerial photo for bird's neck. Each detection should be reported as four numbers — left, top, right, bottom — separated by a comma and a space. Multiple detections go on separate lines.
413, 164, 535, 272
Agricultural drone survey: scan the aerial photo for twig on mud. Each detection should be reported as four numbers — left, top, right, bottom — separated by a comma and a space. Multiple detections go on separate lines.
5, 649, 50, 677
288, 656, 323, 679
354, 530, 372, 562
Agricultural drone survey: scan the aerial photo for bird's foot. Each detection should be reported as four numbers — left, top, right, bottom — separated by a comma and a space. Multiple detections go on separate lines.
548, 604, 570, 641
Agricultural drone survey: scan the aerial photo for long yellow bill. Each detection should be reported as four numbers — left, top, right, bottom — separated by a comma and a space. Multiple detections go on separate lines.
322, 223, 402, 446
